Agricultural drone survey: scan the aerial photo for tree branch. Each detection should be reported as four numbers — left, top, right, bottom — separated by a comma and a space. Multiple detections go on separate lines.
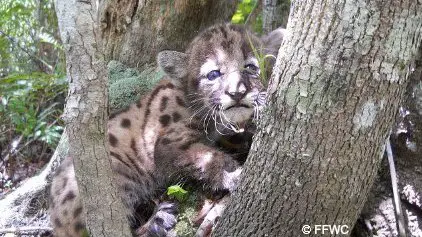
386, 138, 407, 237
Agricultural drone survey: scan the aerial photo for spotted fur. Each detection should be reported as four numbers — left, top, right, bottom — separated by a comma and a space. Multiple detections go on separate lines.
49, 24, 284, 237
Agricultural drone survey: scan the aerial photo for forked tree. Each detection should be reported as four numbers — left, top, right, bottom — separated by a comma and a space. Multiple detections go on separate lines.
54, 0, 422, 236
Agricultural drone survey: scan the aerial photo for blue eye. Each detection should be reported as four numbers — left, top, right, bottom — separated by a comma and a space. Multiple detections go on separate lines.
244, 64, 259, 74
206, 70, 221, 80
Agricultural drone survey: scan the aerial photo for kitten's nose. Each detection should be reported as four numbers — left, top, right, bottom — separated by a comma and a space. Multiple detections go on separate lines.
226, 79, 248, 102
226, 91, 246, 102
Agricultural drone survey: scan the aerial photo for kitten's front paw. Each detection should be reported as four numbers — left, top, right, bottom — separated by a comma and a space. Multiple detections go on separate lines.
195, 196, 230, 237
137, 202, 178, 237
222, 168, 242, 192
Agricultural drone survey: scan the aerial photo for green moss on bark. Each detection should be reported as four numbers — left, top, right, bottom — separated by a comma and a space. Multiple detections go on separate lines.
108, 60, 164, 112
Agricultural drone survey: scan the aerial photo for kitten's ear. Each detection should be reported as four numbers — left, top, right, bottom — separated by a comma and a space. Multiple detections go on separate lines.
261, 28, 287, 57
157, 50, 188, 79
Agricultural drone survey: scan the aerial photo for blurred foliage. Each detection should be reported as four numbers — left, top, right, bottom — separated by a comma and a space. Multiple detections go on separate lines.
0, 0, 64, 76
231, 0, 257, 24
0, 0, 65, 182
231, 0, 262, 34
0, 73, 66, 147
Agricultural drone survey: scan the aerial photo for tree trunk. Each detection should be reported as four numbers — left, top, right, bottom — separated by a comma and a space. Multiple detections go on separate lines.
213, 0, 422, 236
55, 0, 132, 236
99, 0, 238, 70
262, 0, 290, 33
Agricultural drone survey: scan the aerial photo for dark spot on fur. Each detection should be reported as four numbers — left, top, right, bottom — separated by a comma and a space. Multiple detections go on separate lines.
63, 210, 68, 216
167, 128, 175, 134
73, 206, 83, 218
221, 39, 234, 51
141, 81, 176, 159
159, 115, 171, 127
54, 218, 63, 227
74, 222, 85, 232
61, 191, 76, 204
109, 133, 118, 147
144, 84, 172, 124
121, 118, 131, 128
172, 112, 181, 122
176, 96, 186, 107
166, 83, 175, 89
131, 138, 138, 156
160, 96, 169, 112
161, 138, 171, 145
137, 99, 142, 108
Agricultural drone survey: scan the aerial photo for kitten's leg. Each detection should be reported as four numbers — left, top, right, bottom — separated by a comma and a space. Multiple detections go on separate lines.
155, 133, 242, 193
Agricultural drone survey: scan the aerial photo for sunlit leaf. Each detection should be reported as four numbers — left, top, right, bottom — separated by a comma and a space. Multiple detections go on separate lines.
167, 185, 188, 202
231, 0, 258, 25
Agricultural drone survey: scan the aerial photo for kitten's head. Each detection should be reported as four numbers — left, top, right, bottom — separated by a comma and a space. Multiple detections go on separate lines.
158, 24, 284, 134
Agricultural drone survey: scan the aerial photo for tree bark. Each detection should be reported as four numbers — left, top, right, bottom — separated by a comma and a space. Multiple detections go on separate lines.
214, 0, 422, 236
99, 0, 238, 70
55, 0, 132, 236
262, 0, 290, 33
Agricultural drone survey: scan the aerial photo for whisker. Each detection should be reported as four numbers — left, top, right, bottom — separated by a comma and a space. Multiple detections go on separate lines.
218, 110, 236, 133
206, 105, 217, 135
218, 110, 232, 131
189, 105, 207, 125
187, 97, 206, 105
202, 106, 214, 135
213, 106, 227, 136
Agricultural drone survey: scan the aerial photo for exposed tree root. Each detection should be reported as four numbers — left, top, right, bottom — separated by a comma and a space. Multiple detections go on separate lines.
0, 226, 53, 235
0, 132, 67, 229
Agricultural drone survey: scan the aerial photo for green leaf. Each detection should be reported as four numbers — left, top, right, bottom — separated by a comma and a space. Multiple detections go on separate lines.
231, 13, 244, 24
167, 185, 188, 202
